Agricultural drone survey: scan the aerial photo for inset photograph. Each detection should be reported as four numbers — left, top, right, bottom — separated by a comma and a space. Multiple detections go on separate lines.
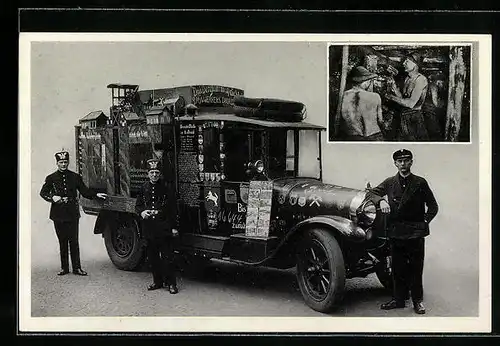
328, 44, 471, 142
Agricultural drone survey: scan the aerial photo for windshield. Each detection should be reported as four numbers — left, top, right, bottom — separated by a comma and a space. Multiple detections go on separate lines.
298, 130, 321, 179
221, 127, 321, 181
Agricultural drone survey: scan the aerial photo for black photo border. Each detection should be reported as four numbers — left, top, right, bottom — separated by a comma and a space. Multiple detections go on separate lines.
13, 6, 500, 344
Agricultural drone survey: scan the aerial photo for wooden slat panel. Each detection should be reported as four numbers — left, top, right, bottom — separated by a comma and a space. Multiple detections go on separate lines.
102, 128, 115, 194
75, 126, 81, 174
89, 133, 101, 186
147, 124, 162, 143
79, 133, 90, 186
81, 195, 137, 214
118, 127, 131, 196
77, 128, 108, 190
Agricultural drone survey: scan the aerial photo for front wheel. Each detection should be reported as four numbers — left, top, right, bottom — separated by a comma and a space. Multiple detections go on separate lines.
296, 228, 346, 313
103, 214, 146, 271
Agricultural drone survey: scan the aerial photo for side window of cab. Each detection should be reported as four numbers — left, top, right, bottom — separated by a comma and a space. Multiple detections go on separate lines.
202, 127, 220, 173
268, 129, 295, 178
222, 128, 250, 182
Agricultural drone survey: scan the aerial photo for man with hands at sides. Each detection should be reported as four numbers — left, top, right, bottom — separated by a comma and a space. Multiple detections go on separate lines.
135, 158, 179, 294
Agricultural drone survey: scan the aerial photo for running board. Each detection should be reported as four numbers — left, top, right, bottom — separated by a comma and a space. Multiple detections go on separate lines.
179, 233, 229, 254
228, 233, 279, 263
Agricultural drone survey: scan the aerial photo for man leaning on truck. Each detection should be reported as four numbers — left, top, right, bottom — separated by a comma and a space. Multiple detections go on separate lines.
40, 150, 107, 276
367, 149, 438, 315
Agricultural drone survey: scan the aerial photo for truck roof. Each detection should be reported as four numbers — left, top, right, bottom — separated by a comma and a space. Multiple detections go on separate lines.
107, 83, 139, 89
176, 113, 325, 130
79, 110, 107, 122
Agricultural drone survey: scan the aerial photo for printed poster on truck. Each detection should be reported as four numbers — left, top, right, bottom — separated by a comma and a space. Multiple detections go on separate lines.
245, 180, 273, 237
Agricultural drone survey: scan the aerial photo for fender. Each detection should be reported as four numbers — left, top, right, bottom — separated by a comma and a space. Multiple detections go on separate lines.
93, 211, 109, 235
289, 215, 367, 240
93, 210, 142, 236
268, 215, 367, 258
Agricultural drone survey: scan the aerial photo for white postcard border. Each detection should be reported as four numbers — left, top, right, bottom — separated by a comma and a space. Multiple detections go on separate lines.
18, 33, 492, 333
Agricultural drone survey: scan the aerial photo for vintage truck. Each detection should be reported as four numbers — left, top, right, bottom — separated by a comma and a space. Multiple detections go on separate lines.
75, 83, 392, 313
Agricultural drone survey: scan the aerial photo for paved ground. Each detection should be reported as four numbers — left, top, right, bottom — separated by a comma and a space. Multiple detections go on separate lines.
30, 212, 479, 318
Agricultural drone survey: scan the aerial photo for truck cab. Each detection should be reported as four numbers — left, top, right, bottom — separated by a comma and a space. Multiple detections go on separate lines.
175, 112, 324, 260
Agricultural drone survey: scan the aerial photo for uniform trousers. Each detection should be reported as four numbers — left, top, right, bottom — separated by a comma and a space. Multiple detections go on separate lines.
53, 220, 81, 271
398, 110, 429, 141
390, 237, 425, 303
147, 236, 177, 287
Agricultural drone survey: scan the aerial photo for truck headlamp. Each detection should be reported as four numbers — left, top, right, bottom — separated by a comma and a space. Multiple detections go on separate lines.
358, 200, 377, 226
364, 227, 374, 240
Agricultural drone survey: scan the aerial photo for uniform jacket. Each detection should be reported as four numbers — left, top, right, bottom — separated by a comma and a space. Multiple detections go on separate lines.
40, 170, 97, 221
135, 180, 173, 239
367, 173, 438, 239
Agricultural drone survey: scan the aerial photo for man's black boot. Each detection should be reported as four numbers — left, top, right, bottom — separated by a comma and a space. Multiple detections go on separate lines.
413, 301, 426, 314
380, 299, 405, 310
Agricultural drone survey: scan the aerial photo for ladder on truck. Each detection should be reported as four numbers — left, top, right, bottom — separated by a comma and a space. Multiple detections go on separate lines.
107, 83, 140, 126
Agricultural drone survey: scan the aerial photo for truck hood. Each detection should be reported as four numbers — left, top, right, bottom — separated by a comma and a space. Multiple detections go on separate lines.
272, 178, 368, 220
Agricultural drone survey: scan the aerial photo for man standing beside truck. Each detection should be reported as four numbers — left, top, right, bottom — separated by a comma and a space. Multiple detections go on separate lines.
40, 150, 107, 276
368, 149, 438, 314
135, 158, 179, 293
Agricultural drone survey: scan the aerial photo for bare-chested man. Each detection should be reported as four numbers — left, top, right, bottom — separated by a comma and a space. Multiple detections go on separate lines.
340, 66, 385, 141
385, 52, 430, 141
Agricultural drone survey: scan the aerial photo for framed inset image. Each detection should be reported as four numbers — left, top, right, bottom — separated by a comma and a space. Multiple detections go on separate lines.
328, 43, 472, 143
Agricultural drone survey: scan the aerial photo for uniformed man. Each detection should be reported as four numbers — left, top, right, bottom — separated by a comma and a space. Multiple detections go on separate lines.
135, 158, 179, 293
367, 149, 438, 314
40, 150, 107, 276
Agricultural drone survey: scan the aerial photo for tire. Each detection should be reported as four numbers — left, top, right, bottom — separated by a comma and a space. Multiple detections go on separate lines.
103, 214, 146, 271
296, 228, 346, 313
375, 255, 393, 292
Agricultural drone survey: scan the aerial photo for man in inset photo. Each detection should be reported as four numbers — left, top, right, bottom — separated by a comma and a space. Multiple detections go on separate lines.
339, 66, 386, 141
328, 44, 471, 142
385, 53, 430, 141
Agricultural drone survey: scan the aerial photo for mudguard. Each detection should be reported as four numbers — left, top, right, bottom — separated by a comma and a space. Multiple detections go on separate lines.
93, 212, 108, 235
93, 211, 141, 236
289, 215, 367, 240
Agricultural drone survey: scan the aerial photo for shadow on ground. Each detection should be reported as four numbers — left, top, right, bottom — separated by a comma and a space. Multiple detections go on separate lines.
176, 258, 390, 314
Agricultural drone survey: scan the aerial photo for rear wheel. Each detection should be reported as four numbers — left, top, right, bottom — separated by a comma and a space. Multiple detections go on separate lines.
296, 228, 346, 313
103, 214, 146, 271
